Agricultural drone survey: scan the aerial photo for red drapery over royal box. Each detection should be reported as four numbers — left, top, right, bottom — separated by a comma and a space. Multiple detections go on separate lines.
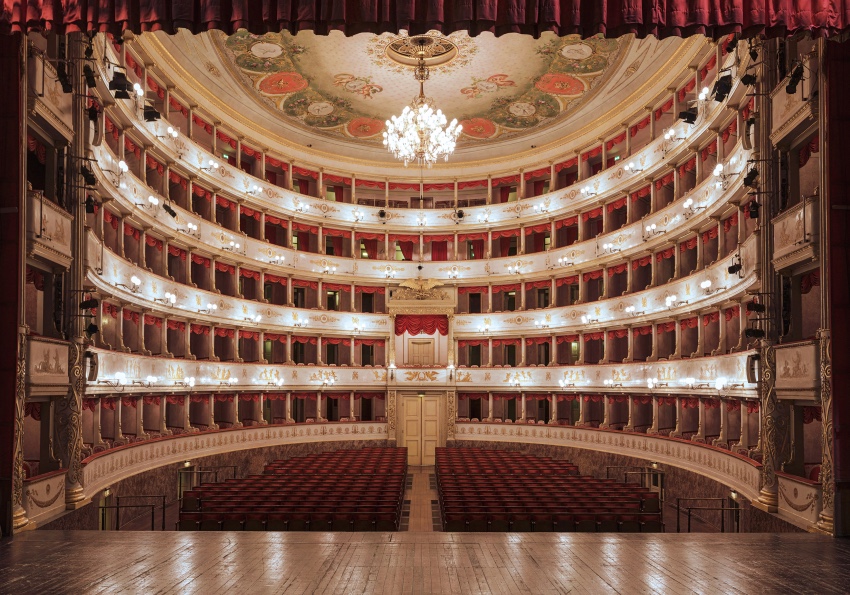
394, 314, 448, 336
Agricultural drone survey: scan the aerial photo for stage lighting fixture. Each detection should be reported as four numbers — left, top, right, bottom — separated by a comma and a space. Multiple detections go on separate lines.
87, 105, 99, 123
748, 303, 766, 313
741, 73, 757, 86
81, 165, 97, 186
728, 263, 743, 275
726, 38, 737, 54
743, 168, 759, 188
84, 195, 98, 213
786, 63, 804, 94
85, 323, 99, 337
712, 75, 733, 102
745, 328, 765, 338
83, 65, 97, 88
748, 201, 760, 218
679, 108, 697, 125
109, 71, 133, 99
79, 298, 99, 310
163, 203, 177, 218
143, 105, 161, 122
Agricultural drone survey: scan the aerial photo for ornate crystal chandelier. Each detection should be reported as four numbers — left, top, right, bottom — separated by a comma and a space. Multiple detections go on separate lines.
383, 38, 462, 167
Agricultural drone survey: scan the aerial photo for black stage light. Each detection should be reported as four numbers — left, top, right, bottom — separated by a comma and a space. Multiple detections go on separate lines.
712, 75, 733, 101
786, 63, 804, 94
83, 64, 97, 88
87, 105, 99, 123
749, 48, 758, 61
455, 209, 464, 219
726, 38, 737, 54
143, 105, 161, 122
748, 302, 766, 313
728, 263, 743, 275
79, 298, 99, 310
85, 323, 99, 337
163, 203, 177, 218
741, 73, 757, 86
745, 328, 765, 338
84, 195, 98, 213
81, 165, 97, 186
743, 168, 759, 188
748, 201, 760, 218
56, 63, 73, 94
378, 209, 387, 218
679, 108, 698, 125
109, 71, 133, 99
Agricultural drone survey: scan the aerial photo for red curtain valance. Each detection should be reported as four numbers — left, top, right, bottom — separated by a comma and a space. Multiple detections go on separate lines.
457, 232, 488, 241
801, 269, 821, 294
654, 97, 674, 120
292, 279, 318, 289
291, 335, 318, 344
492, 283, 520, 293
355, 285, 385, 294
264, 274, 287, 286
581, 207, 603, 221
395, 314, 448, 336
458, 339, 488, 348
557, 334, 579, 343
525, 223, 549, 235
324, 282, 351, 292
0, 0, 781, 54
492, 338, 521, 347
526, 279, 550, 290
323, 227, 352, 239
630, 185, 651, 202
458, 285, 488, 295
556, 275, 579, 286
582, 269, 603, 282
354, 338, 384, 347
607, 197, 627, 212
525, 336, 550, 345
632, 255, 652, 269
491, 229, 520, 239
555, 216, 578, 229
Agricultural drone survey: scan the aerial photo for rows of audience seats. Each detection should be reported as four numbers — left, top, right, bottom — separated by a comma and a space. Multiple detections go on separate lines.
436, 448, 664, 532
178, 447, 407, 531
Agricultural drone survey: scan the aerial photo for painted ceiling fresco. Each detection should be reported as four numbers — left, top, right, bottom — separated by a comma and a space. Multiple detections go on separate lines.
216, 31, 626, 145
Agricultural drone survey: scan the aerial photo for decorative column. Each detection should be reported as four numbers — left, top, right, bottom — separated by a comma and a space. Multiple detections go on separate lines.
670, 397, 683, 437
487, 394, 493, 422
388, 315, 396, 367
520, 393, 526, 422
736, 401, 751, 453
158, 397, 170, 435
317, 393, 325, 422
755, 340, 782, 512
599, 396, 611, 429
576, 396, 587, 427
647, 396, 660, 435
207, 394, 216, 429
286, 392, 293, 422
446, 315, 455, 369
715, 399, 729, 448
550, 394, 557, 424
349, 391, 355, 421
692, 398, 706, 442
624, 396, 635, 431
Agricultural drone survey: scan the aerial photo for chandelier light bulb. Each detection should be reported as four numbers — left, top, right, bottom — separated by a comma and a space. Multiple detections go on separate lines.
118, 160, 128, 172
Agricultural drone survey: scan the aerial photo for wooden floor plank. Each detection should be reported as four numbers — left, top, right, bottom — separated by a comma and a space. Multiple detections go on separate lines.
2, 531, 849, 594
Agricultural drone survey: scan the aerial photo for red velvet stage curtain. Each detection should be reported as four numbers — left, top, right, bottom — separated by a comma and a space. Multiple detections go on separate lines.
398, 240, 414, 261
471, 239, 485, 259
297, 179, 309, 195
362, 238, 378, 260
395, 314, 448, 336
500, 186, 511, 203
331, 236, 343, 257
297, 231, 310, 252
431, 241, 448, 261
499, 237, 512, 257
3, 2, 848, 39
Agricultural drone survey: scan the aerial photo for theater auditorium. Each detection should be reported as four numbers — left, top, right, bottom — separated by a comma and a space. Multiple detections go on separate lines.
0, 2, 849, 592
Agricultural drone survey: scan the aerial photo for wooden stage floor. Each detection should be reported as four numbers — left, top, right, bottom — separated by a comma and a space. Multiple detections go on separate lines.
1, 531, 848, 594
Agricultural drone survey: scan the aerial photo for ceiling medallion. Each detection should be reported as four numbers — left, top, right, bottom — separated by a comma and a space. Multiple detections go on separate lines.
385, 34, 459, 68
383, 37, 462, 167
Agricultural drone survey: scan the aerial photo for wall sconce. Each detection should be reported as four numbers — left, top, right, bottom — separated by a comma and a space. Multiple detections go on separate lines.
665, 294, 687, 309
198, 303, 218, 314
384, 266, 396, 279
507, 262, 522, 275
222, 240, 242, 253
269, 254, 285, 265
625, 306, 644, 317
663, 127, 687, 142
599, 242, 620, 255
533, 203, 549, 214
556, 256, 574, 267
98, 372, 128, 389
246, 184, 263, 196
267, 379, 284, 387
683, 197, 706, 218
293, 317, 305, 328
647, 378, 668, 389
352, 325, 361, 334
644, 223, 666, 239
243, 315, 262, 325
534, 320, 549, 329
700, 279, 713, 294
137, 195, 159, 212
558, 379, 575, 388
728, 382, 744, 389
180, 222, 200, 238
581, 315, 599, 324
479, 324, 490, 333
623, 162, 643, 173
684, 377, 710, 389
322, 378, 336, 387
200, 159, 219, 172
220, 377, 238, 387
154, 292, 177, 306
132, 375, 158, 388
175, 377, 196, 388
416, 213, 426, 226
165, 126, 180, 139
603, 379, 622, 387
117, 276, 141, 293
477, 213, 489, 224
580, 186, 597, 197
295, 201, 309, 213
352, 209, 363, 222
447, 266, 459, 279
323, 264, 337, 275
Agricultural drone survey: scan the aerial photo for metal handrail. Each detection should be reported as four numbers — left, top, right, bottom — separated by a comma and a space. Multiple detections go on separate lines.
675, 498, 736, 533
99, 504, 157, 531
115, 495, 167, 531
678, 506, 740, 533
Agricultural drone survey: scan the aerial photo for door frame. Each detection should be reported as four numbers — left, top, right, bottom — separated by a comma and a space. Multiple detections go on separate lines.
397, 391, 447, 466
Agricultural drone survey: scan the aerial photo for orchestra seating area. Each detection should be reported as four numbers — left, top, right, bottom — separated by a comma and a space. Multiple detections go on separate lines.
178, 447, 407, 531
436, 448, 663, 532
